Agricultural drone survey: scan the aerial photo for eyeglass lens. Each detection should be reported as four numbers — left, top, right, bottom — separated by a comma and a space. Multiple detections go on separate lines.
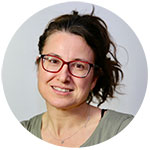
42, 55, 91, 77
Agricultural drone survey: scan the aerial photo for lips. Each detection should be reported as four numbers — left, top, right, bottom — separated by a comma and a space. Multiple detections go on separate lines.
51, 86, 73, 93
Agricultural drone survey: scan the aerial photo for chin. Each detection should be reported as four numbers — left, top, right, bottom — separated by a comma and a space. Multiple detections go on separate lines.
46, 99, 78, 110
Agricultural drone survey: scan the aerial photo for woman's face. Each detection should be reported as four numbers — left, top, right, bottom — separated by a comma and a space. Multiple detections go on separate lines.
38, 31, 98, 110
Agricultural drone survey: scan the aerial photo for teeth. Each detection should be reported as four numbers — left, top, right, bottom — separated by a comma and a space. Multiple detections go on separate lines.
53, 86, 70, 92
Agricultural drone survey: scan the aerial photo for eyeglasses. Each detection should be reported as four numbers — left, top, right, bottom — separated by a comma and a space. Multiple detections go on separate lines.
39, 54, 98, 78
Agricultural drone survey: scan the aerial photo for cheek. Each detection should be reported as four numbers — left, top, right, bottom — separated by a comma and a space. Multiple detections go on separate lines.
38, 62, 53, 81
37, 67, 55, 101
37, 68, 46, 94
74, 79, 93, 104
37, 65, 53, 89
76, 77, 93, 95
38, 67, 46, 83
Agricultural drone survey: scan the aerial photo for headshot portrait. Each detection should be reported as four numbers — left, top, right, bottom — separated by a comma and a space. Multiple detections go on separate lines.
2, 1, 148, 148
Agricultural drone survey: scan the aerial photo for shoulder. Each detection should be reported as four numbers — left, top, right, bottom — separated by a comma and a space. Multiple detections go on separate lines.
105, 109, 134, 121
81, 109, 134, 146
21, 113, 44, 138
102, 109, 134, 131
21, 113, 43, 129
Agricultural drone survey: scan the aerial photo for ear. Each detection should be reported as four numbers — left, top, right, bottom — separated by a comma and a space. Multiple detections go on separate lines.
90, 75, 99, 91
90, 68, 102, 91
36, 56, 40, 64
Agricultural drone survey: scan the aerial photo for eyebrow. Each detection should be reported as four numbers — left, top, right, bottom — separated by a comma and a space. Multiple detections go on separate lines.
46, 53, 91, 63
48, 53, 61, 58
74, 58, 90, 62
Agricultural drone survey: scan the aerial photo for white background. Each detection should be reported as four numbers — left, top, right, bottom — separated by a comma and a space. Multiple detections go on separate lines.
0, 0, 150, 150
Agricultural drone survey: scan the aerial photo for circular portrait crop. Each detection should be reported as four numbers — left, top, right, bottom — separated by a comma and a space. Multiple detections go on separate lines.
1, 1, 148, 148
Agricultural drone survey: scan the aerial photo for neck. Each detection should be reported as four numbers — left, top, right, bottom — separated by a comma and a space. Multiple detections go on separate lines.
42, 103, 90, 137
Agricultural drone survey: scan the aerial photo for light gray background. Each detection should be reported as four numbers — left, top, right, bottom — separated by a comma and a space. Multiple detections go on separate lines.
2, 2, 147, 121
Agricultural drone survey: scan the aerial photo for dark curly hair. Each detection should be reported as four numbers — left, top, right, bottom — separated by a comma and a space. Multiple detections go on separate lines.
37, 8, 123, 107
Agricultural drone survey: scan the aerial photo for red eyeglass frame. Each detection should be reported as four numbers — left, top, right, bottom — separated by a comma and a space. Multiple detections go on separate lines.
39, 54, 97, 78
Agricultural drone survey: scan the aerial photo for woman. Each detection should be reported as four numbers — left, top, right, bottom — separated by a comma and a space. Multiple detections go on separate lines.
21, 9, 133, 147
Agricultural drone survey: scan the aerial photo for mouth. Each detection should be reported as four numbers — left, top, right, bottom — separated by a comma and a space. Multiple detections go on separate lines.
51, 86, 73, 93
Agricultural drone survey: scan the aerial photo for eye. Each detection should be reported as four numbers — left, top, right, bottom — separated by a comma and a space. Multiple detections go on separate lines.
47, 57, 60, 64
43, 56, 61, 66
49, 58, 59, 64
71, 62, 87, 70
75, 63, 85, 69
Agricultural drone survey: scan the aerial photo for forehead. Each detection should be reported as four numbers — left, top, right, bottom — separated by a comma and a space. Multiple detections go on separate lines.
43, 31, 95, 62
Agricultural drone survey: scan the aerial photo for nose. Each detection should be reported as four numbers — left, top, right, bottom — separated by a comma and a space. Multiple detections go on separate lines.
56, 64, 71, 83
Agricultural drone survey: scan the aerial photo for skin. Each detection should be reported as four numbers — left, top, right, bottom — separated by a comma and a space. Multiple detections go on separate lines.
37, 31, 102, 147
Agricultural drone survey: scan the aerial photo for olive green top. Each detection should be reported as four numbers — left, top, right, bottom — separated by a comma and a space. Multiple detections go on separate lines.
21, 109, 133, 147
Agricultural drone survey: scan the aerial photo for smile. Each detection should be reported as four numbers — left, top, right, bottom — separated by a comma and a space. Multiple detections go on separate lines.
52, 86, 73, 93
